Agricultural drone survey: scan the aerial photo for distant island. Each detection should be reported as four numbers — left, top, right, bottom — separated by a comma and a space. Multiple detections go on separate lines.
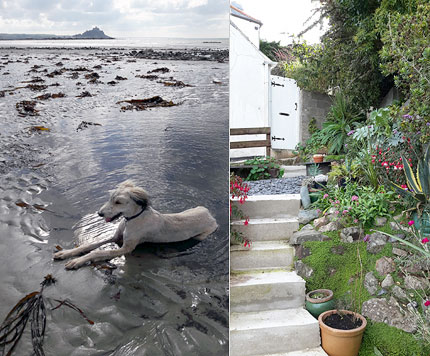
0, 27, 113, 40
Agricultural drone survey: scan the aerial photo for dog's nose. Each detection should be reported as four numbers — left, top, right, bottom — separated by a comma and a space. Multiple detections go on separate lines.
98, 211, 104, 217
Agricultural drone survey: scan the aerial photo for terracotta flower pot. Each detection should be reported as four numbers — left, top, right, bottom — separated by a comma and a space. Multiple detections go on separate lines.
318, 310, 367, 356
313, 154, 324, 163
305, 289, 334, 319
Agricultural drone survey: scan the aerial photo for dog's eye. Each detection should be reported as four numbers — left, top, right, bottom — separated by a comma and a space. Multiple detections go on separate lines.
114, 201, 122, 205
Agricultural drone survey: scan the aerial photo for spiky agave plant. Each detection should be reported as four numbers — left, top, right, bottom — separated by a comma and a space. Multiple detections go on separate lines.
393, 144, 430, 213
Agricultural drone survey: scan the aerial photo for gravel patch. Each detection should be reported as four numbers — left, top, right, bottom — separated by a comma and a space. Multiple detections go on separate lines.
246, 176, 305, 195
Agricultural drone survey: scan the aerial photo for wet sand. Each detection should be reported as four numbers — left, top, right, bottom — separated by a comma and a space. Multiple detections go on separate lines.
0, 47, 228, 355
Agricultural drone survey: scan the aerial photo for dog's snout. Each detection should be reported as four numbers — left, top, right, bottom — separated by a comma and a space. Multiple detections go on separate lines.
98, 211, 104, 217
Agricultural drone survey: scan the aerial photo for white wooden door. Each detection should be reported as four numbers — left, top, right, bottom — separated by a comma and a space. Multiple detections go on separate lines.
270, 75, 300, 150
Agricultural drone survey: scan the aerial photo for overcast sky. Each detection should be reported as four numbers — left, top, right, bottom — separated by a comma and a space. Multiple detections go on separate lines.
0, 0, 229, 38
232, 0, 326, 45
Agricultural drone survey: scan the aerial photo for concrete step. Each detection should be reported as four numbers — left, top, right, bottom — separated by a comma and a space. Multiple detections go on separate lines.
230, 217, 299, 244
281, 165, 306, 178
263, 347, 328, 356
230, 241, 294, 271
232, 194, 300, 219
230, 308, 321, 356
230, 270, 305, 313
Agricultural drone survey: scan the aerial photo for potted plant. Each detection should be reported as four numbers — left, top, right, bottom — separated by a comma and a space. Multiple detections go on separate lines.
305, 289, 334, 319
244, 157, 284, 181
313, 153, 324, 163
318, 309, 367, 356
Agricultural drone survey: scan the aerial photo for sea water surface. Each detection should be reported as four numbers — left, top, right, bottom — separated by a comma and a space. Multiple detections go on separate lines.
0, 42, 228, 355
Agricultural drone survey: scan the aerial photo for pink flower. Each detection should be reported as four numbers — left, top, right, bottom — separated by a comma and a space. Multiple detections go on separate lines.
408, 220, 415, 226
400, 184, 408, 190
316, 209, 321, 214
425, 300, 430, 307
335, 200, 340, 204
335, 211, 340, 215
353, 219, 358, 223
422, 237, 429, 244
363, 234, 370, 242
351, 195, 359, 202
323, 194, 329, 199
342, 210, 348, 215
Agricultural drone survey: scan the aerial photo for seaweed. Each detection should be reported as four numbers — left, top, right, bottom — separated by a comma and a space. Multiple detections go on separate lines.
117, 96, 180, 111
0, 275, 93, 356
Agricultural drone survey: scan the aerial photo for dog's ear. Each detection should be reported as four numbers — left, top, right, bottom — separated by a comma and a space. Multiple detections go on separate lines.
128, 187, 150, 209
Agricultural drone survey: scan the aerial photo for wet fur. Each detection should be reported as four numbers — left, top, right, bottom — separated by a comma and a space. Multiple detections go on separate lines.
54, 180, 218, 269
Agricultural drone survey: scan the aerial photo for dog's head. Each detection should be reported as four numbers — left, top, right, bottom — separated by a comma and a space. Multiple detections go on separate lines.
98, 180, 150, 222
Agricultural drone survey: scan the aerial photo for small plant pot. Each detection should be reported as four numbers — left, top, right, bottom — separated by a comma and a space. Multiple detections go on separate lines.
313, 154, 324, 163
305, 289, 334, 319
318, 310, 367, 356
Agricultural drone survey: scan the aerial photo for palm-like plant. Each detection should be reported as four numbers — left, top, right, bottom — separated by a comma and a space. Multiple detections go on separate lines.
320, 91, 363, 154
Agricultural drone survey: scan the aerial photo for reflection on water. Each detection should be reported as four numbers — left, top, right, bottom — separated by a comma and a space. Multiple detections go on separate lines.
0, 47, 228, 355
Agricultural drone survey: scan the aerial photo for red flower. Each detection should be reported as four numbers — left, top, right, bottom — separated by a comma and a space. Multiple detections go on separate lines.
422, 237, 430, 244
244, 219, 249, 226
425, 300, 430, 307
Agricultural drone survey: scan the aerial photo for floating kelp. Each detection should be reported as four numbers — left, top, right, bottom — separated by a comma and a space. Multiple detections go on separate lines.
0, 275, 93, 356
84, 72, 100, 80
26, 84, 48, 92
147, 67, 170, 74
158, 80, 192, 88
22, 77, 45, 83
107, 81, 117, 86
16, 101, 39, 116
76, 121, 102, 131
115, 76, 127, 80
34, 93, 65, 100
136, 74, 158, 81
117, 96, 179, 111
76, 91, 92, 98
46, 69, 66, 78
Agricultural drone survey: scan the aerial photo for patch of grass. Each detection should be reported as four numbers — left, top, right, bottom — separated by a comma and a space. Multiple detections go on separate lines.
358, 321, 430, 356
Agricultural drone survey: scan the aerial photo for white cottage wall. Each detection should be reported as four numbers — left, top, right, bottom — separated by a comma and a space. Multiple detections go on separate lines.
230, 23, 275, 158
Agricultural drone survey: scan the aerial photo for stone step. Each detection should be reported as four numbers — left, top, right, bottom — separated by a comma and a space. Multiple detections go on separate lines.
232, 194, 300, 219
263, 347, 328, 356
230, 270, 305, 312
230, 241, 294, 271
230, 217, 299, 243
230, 308, 321, 356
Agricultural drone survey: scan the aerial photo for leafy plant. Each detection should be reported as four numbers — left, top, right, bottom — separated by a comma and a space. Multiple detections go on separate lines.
393, 144, 430, 212
244, 157, 283, 181
312, 182, 396, 227
308, 163, 322, 177
320, 91, 364, 154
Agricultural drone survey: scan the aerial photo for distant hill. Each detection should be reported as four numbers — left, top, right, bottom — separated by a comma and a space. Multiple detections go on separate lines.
0, 27, 113, 40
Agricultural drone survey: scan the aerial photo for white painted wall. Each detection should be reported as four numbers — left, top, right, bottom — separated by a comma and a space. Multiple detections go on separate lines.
231, 15, 261, 48
230, 22, 276, 158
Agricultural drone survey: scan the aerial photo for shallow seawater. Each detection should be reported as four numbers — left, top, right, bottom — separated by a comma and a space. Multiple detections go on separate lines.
0, 48, 228, 355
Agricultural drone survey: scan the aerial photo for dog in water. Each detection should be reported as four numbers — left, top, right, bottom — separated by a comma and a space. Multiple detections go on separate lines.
54, 180, 218, 269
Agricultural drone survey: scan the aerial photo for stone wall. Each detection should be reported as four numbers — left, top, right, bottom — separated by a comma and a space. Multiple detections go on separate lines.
299, 90, 332, 143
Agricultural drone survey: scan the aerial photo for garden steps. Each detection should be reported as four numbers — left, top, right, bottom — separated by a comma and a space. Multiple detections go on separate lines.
230, 241, 294, 271
230, 193, 322, 355
230, 216, 299, 243
230, 270, 305, 312
262, 347, 328, 356
231, 194, 300, 219
230, 308, 321, 356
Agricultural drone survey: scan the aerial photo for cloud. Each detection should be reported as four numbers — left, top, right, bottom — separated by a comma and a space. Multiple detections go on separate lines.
0, 0, 228, 37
